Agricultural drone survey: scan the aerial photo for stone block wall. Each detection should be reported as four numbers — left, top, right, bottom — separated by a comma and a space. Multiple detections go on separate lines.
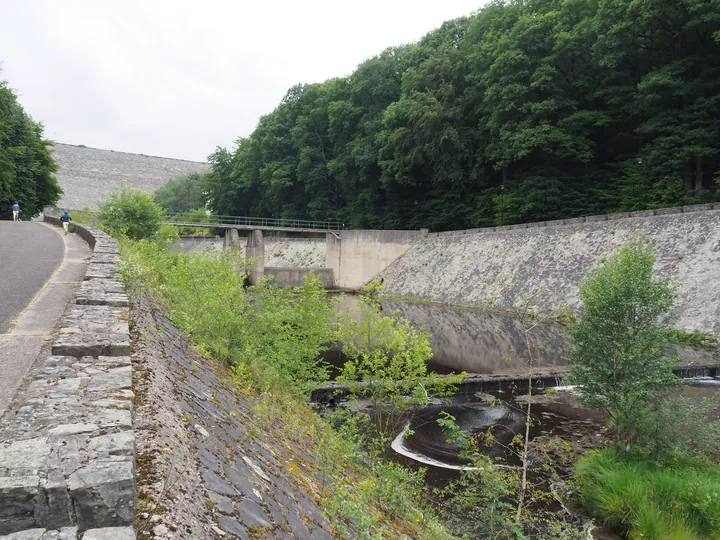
382, 205, 720, 335
0, 221, 135, 539
52, 143, 210, 210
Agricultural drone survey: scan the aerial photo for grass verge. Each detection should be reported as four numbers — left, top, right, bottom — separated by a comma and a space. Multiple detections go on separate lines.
576, 449, 720, 539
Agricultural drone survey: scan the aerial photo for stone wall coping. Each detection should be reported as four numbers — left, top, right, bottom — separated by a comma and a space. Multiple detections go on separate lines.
428, 203, 717, 236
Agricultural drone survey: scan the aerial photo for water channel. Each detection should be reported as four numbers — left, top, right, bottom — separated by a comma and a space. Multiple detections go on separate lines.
332, 296, 720, 477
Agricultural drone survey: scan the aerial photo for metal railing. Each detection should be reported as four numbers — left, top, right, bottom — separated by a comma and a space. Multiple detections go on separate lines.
165, 213, 343, 231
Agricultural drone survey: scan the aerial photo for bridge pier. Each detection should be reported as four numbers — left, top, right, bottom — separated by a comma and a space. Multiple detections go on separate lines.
246, 229, 265, 285
223, 228, 241, 250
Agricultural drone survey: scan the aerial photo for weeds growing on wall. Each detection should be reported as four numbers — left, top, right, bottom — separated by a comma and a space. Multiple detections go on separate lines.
119, 236, 455, 538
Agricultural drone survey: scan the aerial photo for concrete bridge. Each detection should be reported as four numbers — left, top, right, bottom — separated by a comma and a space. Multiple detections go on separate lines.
165, 213, 343, 236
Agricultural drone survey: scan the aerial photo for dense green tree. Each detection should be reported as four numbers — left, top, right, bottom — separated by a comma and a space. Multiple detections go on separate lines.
97, 188, 164, 240
567, 238, 677, 449
154, 172, 208, 213
0, 76, 61, 218
208, 0, 720, 231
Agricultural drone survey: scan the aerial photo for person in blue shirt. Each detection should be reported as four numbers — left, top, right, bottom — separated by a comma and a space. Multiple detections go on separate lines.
60, 209, 72, 234
11, 202, 20, 221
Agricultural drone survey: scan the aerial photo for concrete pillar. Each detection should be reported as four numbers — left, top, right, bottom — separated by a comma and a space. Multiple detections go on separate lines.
223, 228, 241, 251
246, 229, 265, 285
325, 233, 341, 289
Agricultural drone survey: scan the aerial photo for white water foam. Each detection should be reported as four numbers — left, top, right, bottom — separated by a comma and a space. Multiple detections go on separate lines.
391, 425, 484, 471
391, 423, 520, 471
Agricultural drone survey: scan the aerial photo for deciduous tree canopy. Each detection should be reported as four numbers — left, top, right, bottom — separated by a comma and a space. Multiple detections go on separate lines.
154, 172, 208, 214
0, 75, 61, 218
208, 0, 720, 230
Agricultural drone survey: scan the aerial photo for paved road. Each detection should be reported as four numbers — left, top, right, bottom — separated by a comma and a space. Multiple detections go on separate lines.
0, 222, 64, 332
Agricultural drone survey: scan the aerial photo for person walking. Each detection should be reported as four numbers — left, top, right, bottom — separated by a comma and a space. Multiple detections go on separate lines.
60, 209, 72, 234
11, 202, 20, 221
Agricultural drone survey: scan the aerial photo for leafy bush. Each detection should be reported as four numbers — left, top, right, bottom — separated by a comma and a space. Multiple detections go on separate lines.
96, 188, 164, 240
66, 207, 97, 226
335, 279, 461, 439
567, 237, 678, 449
633, 392, 720, 463
120, 240, 333, 392
576, 449, 720, 539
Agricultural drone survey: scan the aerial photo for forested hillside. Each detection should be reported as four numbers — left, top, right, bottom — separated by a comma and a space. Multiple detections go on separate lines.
207, 0, 720, 231
0, 75, 61, 218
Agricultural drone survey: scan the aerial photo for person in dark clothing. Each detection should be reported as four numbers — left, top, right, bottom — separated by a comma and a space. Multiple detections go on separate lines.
60, 210, 72, 235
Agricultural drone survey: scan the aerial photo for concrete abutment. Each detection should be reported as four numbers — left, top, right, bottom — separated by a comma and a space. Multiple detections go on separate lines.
325, 229, 423, 290
219, 227, 425, 290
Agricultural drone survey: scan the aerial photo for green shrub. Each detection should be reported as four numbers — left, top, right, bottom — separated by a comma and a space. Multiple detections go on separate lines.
66, 207, 97, 226
97, 187, 164, 240
567, 237, 678, 449
335, 279, 461, 440
576, 449, 720, 539
633, 392, 720, 463
120, 240, 333, 392
154, 172, 207, 213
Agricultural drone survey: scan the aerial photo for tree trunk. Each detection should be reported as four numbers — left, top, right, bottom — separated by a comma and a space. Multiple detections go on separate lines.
695, 155, 703, 191
683, 96, 692, 190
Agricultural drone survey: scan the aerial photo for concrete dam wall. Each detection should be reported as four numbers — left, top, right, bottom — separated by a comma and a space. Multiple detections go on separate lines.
382, 206, 720, 335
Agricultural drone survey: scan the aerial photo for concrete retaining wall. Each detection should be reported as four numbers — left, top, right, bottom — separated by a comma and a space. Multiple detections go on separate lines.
177, 236, 328, 268
0, 220, 134, 538
382, 205, 720, 335
326, 230, 425, 290
265, 267, 334, 288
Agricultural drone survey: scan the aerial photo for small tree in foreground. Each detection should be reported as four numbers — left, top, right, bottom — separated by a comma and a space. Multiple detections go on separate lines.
567, 237, 677, 450
97, 187, 164, 240
335, 280, 460, 444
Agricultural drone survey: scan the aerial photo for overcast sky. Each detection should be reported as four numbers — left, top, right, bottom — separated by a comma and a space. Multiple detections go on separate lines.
0, 0, 484, 162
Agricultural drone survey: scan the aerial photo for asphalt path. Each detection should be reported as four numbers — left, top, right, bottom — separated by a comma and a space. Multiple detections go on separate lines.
0, 221, 64, 333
